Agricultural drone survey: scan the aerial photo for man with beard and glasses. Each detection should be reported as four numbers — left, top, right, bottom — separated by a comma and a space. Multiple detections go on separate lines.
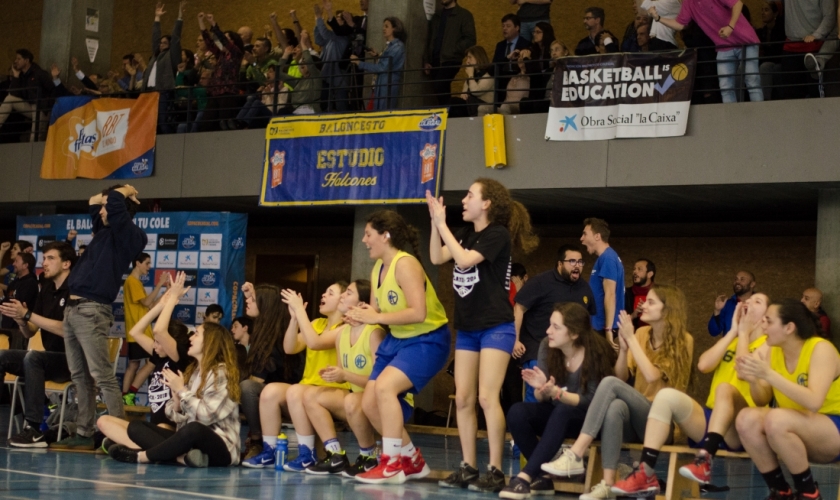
513, 244, 596, 402
625, 258, 655, 329
708, 270, 756, 336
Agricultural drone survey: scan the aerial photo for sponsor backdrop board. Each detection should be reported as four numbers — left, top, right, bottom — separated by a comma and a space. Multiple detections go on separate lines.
546, 51, 697, 141
260, 109, 447, 206
16, 212, 247, 404
40, 94, 158, 179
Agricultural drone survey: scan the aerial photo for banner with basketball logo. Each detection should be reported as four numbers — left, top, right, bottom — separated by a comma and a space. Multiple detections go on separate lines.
260, 109, 447, 206
545, 51, 696, 141
40, 94, 158, 179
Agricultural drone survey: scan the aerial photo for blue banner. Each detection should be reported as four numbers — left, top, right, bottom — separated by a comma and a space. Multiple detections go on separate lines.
260, 109, 447, 206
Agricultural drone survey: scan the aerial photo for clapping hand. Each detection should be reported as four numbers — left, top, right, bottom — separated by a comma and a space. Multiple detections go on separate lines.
162, 367, 185, 393
425, 190, 446, 228
319, 366, 346, 383
344, 303, 378, 325
736, 349, 769, 382
522, 365, 548, 389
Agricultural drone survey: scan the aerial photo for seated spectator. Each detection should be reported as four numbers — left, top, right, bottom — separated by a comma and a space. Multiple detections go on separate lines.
351, 17, 406, 110
204, 303, 224, 323
314, 1, 351, 112
641, 0, 682, 48
545, 40, 571, 106
240, 37, 279, 96
176, 68, 210, 133
118, 54, 144, 92
621, 10, 651, 52
448, 46, 494, 117
652, 0, 763, 103
519, 22, 555, 101
757, 0, 785, 100
0, 49, 53, 142
268, 12, 300, 60
234, 64, 289, 128
512, 0, 553, 42
575, 7, 619, 56
499, 56, 532, 115
779, 0, 836, 100
801, 287, 831, 338
142, 1, 185, 134
230, 316, 252, 382
632, 22, 678, 52
493, 14, 531, 105
197, 12, 245, 132
708, 271, 757, 336
423, 0, 477, 106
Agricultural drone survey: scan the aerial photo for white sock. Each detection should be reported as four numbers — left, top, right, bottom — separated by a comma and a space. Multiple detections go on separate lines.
324, 438, 342, 453
400, 441, 416, 457
298, 434, 315, 450
383, 437, 402, 458
263, 435, 277, 447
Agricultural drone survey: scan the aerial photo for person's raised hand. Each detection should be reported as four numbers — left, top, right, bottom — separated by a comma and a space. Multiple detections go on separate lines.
179, 1, 186, 18
300, 30, 311, 48
714, 294, 727, 315
425, 190, 446, 228
206, 13, 215, 26
290, 9, 299, 22
313, 4, 322, 18
270, 12, 278, 22
342, 10, 354, 27
522, 365, 548, 389
71, 57, 79, 72
1, 242, 11, 253
648, 6, 658, 18
155, 2, 166, 18
280, 288, 306, 311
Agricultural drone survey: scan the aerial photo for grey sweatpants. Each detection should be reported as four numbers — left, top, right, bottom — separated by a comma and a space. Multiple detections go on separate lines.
580, 376, 652, 469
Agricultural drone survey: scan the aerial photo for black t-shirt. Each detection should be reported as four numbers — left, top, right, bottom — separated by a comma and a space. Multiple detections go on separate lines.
452, 224, 513, 331
147, 336, 193, 426
251, 340, 301, 384
518, 1, 551, 22
32, 276, 71, 353
515, 268, 596, 363
3, 273, 39, 330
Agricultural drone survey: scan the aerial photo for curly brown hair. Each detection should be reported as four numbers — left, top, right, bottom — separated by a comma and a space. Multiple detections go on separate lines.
367, 210, 422, 260
474, 178, 539, 254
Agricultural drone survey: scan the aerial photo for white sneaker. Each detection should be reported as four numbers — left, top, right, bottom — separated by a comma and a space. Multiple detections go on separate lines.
580, 480, 616, 500
541, 448, 585, 477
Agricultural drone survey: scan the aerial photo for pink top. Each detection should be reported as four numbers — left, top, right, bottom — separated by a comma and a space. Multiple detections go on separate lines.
676, 0, 759, 52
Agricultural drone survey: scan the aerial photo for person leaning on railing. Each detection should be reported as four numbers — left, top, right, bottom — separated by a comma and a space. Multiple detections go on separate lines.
448, 46, 494, 118
350, 17, 406, 111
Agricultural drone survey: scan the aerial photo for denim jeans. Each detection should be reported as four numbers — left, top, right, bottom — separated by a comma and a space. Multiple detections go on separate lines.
0, 349, 70, 426
717, 45, 763, 103
240, 379, 265, 437
64, 301, 124, 437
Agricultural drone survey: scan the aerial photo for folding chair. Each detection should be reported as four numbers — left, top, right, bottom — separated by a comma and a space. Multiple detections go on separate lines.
6, 331, 44, 439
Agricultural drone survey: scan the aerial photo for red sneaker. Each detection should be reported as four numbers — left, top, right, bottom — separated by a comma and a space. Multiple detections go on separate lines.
355, 454, 406, 485
611, 467, 660, 496
401, 449, 430, 480
679, 450, 712, 484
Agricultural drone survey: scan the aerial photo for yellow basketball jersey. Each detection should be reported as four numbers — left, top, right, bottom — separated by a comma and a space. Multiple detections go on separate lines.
770, 337, 840, 415
299, 317, 351, 389
706, 335, 767, 409
371, 251, 448, 339
339, 324, 379, 393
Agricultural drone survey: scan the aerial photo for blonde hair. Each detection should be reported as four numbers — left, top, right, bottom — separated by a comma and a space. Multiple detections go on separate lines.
183, 323, 241, 403
550, 39, 570, 57
649, 284, 693, 391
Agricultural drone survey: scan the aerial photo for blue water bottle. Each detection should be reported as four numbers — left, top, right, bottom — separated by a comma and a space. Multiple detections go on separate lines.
275, 433, 289, 471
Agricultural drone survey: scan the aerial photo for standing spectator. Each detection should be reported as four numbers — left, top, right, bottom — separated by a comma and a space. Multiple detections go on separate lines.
519, 22, 556, 103
448, 46, 494, 117
351, 17, 406, 110
423, 0, 477, 105
194, 35, 213, 70
801, 287, 831, 338
0, 242, 75, 447
314, 1, 351, 112
197, 12, 245, 132
0, 252, 38, 350
652, 0, 764, 103
778, 0, 836, 99
238, 26, 254, 52
575, 7, 619, 56
641, 0, 682, 48
240, 37, 279, 96
280, 33, 323, 114
625, 259, 655, 329
142, 2, 184, 134
708, 270, 756, 336
0, 49, 53, 141
511, 0, 553, 42
50, 185, 147, 450
492, 14, 531, 105
510, 263, 528, 300
757, 1, 786, 100
514, 244, 596, 402
580, 217, 625, 347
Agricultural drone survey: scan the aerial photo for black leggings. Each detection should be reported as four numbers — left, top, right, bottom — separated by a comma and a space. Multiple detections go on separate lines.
127, 420, 232, 467
507, 401, 587, 478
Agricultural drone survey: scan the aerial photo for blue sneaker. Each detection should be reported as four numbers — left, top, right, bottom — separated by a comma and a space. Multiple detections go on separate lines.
241, 442, 275, 468
283, 444, 315, 472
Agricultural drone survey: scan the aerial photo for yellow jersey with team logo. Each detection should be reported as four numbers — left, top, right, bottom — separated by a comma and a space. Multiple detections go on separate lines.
299, 317, 351, 390
372, 251, 448, 339
706, 335, 767, 409
769, 337, 840, 414
339, 324, 380, 393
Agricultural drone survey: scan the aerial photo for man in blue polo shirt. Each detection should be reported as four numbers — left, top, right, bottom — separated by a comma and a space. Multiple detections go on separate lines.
51, 185, 147, 450
708, 271, 756, 336
581, 217, 625, 348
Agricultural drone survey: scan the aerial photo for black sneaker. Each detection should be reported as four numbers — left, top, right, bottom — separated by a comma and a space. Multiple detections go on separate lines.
439, 461, 480, 488
530, 475, 555, 496
341, 454, 378, 478
469, 464, 506, 493
499, 476, 530, 499
109, 444, 139, 464
9, 426, 48, 449
306, 450, 350, 475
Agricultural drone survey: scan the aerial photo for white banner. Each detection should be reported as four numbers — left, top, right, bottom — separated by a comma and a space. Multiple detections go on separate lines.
545, 101, 690, 140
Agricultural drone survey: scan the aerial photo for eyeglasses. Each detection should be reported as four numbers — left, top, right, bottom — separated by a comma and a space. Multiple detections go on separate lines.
563, 259, 585, 266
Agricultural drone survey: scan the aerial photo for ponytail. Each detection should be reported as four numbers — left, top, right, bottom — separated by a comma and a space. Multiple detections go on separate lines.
474, 178, 539, 254
774, 299, 823, 340
367, 210, 423, 262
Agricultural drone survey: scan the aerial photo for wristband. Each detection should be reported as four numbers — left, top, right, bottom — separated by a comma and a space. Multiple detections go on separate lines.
728, 25, 735, 30
656, 15, 661, 22
23, 310, 32, 322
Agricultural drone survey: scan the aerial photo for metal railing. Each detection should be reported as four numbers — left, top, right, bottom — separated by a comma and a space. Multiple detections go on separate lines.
0, 38, 838, 142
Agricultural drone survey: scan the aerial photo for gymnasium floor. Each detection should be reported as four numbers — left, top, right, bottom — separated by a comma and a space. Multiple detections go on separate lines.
0, 408, 837, 500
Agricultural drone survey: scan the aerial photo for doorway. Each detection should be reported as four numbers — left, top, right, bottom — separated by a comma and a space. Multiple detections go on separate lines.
254, 254, 320, 318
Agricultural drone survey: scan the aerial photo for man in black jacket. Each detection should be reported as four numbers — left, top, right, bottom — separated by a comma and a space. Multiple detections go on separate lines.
142, 1, 184, 134
423, 0, 477, 105
0, 49, 53, 141
575, 7, 619, 56
492, 14, 531, 105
